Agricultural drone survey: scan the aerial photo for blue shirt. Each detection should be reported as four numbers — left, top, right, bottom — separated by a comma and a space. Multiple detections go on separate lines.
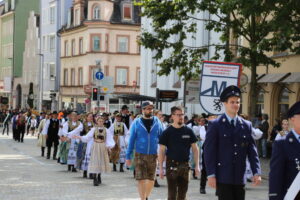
291, 129, 300, 143
225, 113, 238, 126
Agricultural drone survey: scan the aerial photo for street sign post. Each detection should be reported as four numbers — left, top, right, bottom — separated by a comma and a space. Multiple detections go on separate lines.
199, 61, 242, 115
95, 71, 104, 80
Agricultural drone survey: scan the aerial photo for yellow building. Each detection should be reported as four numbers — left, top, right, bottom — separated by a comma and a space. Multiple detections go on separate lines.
59, 0, 140, 113
240, 53, 300, 127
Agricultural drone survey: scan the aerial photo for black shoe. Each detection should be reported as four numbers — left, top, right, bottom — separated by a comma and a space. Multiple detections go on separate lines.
247, 178, 252, 183
192, 169, 198, 179
57, 157, 60, 163
113, 164, 117, 172
46, 155, 50, 159
83, 171, 87, 178
200, 188, 206, 194
68, 165, 72, 171
120, 163, 124, 172
154, 179, 160, 187
89, 173, 93, 179
53, 157, 57, 160
97, 174, 102, 184
93, 174, 99, 186
71, 166, 77, 172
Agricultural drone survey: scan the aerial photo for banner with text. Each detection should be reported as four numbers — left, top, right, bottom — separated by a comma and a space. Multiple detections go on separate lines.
199, 61, 242, 115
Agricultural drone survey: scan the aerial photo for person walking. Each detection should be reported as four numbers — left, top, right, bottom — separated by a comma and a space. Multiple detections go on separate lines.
159, 106, 200, 200
44, 111, 60, 160
269, 101, 300, 200
75, 117, 115, 186
2, 110, 10, 135
204, 85, 261, 200
126, 101, 163, 200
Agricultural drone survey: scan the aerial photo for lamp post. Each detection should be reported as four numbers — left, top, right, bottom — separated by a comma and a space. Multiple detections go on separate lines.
37, 53, 44, 112
7, 57, 14, 109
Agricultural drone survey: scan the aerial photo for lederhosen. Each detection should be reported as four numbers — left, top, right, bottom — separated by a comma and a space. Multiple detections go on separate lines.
46, 119, 60, 147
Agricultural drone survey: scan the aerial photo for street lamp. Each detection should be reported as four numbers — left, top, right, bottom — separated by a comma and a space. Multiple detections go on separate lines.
37, 53, 44, 112
7, 57, 13, 109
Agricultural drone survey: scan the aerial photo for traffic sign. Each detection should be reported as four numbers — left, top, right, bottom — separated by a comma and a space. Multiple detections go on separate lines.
95, 72, 104, 80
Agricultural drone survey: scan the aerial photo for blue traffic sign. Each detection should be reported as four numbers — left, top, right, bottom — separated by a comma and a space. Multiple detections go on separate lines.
95, 71, 104, 80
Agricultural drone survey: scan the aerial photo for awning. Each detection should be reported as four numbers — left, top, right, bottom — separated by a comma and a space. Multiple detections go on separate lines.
282, 72, 300, 83
257, 73, 290, 83
115, 94, 156, 101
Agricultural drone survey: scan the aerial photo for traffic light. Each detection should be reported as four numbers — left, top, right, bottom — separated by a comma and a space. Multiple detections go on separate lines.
92, 88, 98, 101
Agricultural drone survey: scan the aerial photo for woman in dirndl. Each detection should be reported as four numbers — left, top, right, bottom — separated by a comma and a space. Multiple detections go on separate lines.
76, 113, 94, 178
62, 112, 83, 171
76, 117, 115, 186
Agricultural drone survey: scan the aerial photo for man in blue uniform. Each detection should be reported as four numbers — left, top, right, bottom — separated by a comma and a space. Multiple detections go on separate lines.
204, 85, 261, 200
269, 101, 300, 200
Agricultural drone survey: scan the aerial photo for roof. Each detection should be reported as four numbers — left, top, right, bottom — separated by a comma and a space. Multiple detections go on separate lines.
282, 72, 300, 83
257, 73, 290, 83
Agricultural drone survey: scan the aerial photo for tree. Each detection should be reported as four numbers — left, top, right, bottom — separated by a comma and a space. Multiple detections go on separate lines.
138, 0, 297, 117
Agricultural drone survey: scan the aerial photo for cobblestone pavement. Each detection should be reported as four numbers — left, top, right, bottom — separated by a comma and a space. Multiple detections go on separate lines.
0, 134, 269, 200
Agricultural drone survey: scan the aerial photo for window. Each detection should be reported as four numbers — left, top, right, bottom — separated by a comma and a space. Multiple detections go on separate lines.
79, 38, 83, 54
256, 89, 264, 115
105, 34, 109, 52
71, 39, 76, 56
71, 68, 75, 86
75, 9, 80, 26
116, 68, 128, 85
151, 51, 157, 86
136, 68, 140, 86
49, 64, 55, 80
43, 36, 47, 51
92, 35, 101, 51
123, 4, 132, 20
49, 6, 55, 24
137, 37, 141, 54
117, 36, 129, 53
65, 41, 69, 56
78, 68, 83, 85
278, 87, 289, 120
63, 69, 68, 85
93, 5, 100, 20
49, 35, 55, 52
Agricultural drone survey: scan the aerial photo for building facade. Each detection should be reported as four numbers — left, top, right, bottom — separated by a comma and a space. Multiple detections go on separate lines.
140, 12, 224, 117
0, 0, 14, 109
241, 55, 300, 128
40, 0, 73, 111
59, 0, 141, 113
12, 0, 40, 109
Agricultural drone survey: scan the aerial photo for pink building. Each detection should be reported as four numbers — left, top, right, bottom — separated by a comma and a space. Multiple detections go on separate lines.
59, 0, 141, 113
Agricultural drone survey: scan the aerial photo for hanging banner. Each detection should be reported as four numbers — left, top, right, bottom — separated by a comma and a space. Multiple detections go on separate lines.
199, 61, 242, 115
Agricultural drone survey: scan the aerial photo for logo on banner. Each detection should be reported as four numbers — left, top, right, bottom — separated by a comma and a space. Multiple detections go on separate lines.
199, 61, 242, 115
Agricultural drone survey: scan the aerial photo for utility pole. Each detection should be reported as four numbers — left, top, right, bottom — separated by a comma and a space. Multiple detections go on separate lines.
38, 53, 44, 112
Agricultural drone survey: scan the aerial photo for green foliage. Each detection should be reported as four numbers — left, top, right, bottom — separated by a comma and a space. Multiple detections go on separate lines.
138, 0, 298, 81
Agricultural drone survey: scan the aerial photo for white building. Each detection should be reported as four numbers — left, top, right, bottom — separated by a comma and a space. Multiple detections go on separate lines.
140, 12, 224, 117
40, 0, 73, 111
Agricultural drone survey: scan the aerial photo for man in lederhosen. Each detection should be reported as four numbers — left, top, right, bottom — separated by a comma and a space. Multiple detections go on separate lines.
43, 111, 60, 160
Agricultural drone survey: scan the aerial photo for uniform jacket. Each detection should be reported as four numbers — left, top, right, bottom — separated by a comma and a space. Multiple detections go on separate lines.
269, 131, 300, 200
204, 114, 261, 185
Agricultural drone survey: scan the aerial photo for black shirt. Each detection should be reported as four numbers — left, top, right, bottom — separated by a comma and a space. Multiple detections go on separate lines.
141, 117, 154, 133
159, 125, 197, 162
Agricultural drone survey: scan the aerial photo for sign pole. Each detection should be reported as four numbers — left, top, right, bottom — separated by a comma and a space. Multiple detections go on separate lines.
96, 60, 102, 114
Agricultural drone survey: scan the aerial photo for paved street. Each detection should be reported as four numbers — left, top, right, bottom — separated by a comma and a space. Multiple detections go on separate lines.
0, 133, 268, 200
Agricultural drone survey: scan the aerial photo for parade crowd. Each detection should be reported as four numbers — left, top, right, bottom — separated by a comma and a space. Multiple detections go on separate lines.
0, 86, 300, 200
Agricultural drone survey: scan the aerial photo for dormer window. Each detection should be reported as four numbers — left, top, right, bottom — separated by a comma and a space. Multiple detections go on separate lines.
123, 4, 132, 21
93, 5, 100, 20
